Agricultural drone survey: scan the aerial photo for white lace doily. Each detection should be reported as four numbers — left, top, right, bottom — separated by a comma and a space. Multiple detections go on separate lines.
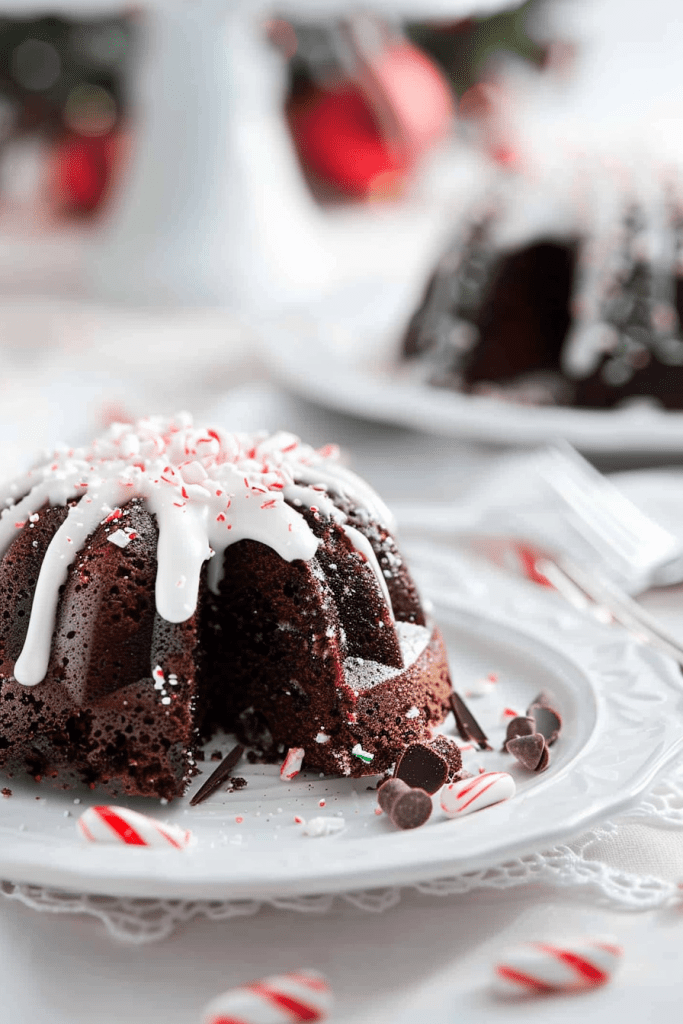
3, 761, 683, 945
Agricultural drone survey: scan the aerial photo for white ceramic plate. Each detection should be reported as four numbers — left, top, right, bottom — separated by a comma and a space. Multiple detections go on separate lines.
259, 284, 683, 454
0, 543, 680, 900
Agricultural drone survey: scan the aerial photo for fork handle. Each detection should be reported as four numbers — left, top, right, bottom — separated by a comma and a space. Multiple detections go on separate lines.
549, 557, 683, 670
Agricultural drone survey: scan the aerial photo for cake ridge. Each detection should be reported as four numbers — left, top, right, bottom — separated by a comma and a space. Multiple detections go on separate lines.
1, 414, 394, 687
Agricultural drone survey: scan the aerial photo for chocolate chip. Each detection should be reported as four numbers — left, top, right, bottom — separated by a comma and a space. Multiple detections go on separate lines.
528, 689, 557, 711
378, 778, 432, 829
506, 733, 550, 772
502, 715, 536, 752
528, 703, 562, 747
395, 742, 448, 794
449, 691, 492, 751
427, 735, 463, 782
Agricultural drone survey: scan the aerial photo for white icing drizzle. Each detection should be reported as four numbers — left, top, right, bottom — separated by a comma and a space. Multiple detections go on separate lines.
340, 523, 394, 617
294, 460, 396, 533
14, 479, 122, 686
562, 168, 680, 380
5, 415, 392, 687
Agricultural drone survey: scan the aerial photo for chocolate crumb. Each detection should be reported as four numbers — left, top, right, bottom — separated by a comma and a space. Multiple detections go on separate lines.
378, 778, 432, 829
189, 744, 245, 806
449, 691, 492, 750
210, 750, 223, 762
1, 788, 10, 797
427, 735, 463, 782
231, 777, 247, 790
507, 733, 550, 772
502, 715, 536, 751
395, 742, 448, 794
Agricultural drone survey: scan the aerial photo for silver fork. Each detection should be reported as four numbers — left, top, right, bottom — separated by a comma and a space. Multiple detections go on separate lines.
533, 442, 683, 668
396, 443, 683, 667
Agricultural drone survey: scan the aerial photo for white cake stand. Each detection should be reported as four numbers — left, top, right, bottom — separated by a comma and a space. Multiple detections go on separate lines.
1, 0, 515, 308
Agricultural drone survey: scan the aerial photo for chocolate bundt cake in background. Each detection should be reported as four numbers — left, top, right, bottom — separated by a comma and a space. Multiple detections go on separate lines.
402, 172, 683, 409
0, 415, 452, 800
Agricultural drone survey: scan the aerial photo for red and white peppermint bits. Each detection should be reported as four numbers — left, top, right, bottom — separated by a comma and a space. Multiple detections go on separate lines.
280, 747, 305, 781
440, 771, 515, 818
493, 938, 622, 996
77, 806, 193, 849
202, 969, 333, 1024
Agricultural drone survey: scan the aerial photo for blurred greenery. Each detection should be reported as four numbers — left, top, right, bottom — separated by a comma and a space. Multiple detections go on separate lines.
405, 0, 546, 96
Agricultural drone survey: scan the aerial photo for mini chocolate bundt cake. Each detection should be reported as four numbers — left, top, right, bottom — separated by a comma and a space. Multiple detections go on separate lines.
0, 415, 452, 799
402, 174, 683, 409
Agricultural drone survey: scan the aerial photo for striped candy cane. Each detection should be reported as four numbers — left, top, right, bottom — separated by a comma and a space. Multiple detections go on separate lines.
493, 939, 623, 995
77, 806, 193, 849
202, 970, 333, 1023
440, 772, 515, 818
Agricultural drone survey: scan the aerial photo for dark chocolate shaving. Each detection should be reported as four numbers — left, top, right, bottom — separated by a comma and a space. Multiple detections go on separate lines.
378, 778, 433, 830
507, 733, 550, 772
189, 743, 245, 806
449, 691, 492, 751
502, 715, 536, 752
395, 742, 448, 795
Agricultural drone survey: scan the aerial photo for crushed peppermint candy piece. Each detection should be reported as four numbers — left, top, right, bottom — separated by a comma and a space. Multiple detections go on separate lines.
315, 732, 330, 744
280, 747, 305, 781
107, 527, 137, 549
405, 706, 420, 719
465, 673, 498, 698
351, 743, 374, 764
302, 816, 345, 837
501, 706, 521, 723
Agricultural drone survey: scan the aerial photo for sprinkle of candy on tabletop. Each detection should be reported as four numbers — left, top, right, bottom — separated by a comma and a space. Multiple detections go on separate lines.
493, 938, 623, 996
202, 970, 333, 1023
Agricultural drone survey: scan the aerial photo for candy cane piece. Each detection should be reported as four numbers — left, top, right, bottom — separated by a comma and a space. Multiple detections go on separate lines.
77, 805, 193, 849
440, 771, 515, 817
280, 747, 305, 781
202, 970, 333, 1023
493, 939, 623, 995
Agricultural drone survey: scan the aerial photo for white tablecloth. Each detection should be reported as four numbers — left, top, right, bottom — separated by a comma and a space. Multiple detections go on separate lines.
4, 0, 683, 1005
